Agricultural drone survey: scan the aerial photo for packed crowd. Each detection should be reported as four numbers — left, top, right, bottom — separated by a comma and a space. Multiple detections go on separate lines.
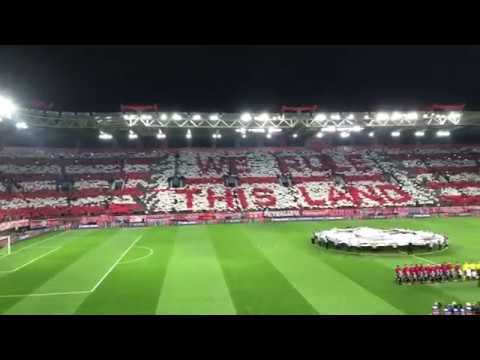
394, 262, 480, 285
1, 145, 480, 219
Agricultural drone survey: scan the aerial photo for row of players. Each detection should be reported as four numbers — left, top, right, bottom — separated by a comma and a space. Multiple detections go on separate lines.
432, 302, 480, 315
394, 262, 480, 285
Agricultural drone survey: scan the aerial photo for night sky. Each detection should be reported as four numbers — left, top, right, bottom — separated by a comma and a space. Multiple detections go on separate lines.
1, 45, 480, 113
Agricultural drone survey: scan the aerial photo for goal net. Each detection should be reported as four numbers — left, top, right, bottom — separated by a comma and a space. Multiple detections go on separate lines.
0, 236, 11, 256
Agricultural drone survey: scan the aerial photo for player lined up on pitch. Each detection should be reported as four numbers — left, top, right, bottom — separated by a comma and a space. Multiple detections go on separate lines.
394, 262, 480, 285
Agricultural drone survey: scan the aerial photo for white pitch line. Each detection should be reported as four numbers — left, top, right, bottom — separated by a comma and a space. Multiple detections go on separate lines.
0, 231, 66, 260
400, 251, 436, 264
0, 247, 62, 273
0, 290, 91, 298
12, 231, 65, 253
119, 246, 153, 265
29, 246, 63, 250
89, 235, 143, 292
410, 254, 436, 264
0, 234, 143, 298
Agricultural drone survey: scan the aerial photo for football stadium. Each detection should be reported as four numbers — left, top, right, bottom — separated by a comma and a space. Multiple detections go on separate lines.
1, 46, 480, 316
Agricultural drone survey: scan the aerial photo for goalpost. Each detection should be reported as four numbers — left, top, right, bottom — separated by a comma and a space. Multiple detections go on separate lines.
0, 235, 11, 256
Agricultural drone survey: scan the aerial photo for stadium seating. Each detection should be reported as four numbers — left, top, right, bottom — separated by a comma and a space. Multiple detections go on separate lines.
1, 145, 480, 219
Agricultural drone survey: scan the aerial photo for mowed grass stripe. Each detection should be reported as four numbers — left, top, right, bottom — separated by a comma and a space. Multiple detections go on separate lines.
1, 217, 478, 315
2, 230, 94, 254
0, 229, 117, 314
4, 229, 147, 315
209, 224, 318, 315
250, 223, 404, 314
75, 227, 175, 315
0, 231, 83, 272
156, 225, 236, 315
369, 217, 480, 310
318, 251, 464, 315
0, 230, 67, 257
315, 218, 473, 314
254, 218, 476, 315
349, 217, 480, 313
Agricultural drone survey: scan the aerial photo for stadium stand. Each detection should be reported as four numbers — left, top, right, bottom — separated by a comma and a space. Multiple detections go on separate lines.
1, 145, 480, 220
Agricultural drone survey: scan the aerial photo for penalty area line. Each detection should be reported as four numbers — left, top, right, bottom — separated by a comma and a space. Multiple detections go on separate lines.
0, 247, 62, 273
0, 231, 67, 260
0, 235, 143, 298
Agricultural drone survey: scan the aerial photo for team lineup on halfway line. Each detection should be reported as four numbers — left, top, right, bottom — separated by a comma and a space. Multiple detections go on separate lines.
0, 217, 478, 315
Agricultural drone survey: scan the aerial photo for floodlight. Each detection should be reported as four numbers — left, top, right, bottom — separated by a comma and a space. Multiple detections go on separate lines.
368, 131, 375, 137
447, 112, 461, 123
331, 114, 341, 120
241, 133, 246, 139
347, 114, 354, 120
316, 132, 324, 138
376, 112, 390, 121
156, 130, 166, 139
268, 127, 282, 133
391, 131, 401, 137
99, 131, 112, 140
192, 114, 202, 121
322, 126, 336, 133
160, 114, 168, 120
292, 133, 298, 138
314, 113, 327, 121
266, 133, 271, 139
128, 130, 138, 140
241, 113, 252, 122
256, 113, 270, 122
436, 130, 451, 137
172, 113, 182, 120
140, 114, 152, 121
406, 112, 418, 121
15, 121, 28, 129
186, 129, 192, 139
352, 125, 363, 132
340, 132, 350, 138
248, 128, 266, 133
414, 130, 425, 137
391, 112, 403, 120
209, 114, 219, 121
0, 96, 16, 119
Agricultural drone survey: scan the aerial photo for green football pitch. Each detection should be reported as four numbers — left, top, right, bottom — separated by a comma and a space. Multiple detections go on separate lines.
0, 217, 478, 315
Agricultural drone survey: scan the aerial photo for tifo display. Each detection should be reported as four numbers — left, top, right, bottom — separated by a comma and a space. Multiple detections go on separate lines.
311, 227, 448, 252
1, 144, 480, 222
395, 262, 480, 284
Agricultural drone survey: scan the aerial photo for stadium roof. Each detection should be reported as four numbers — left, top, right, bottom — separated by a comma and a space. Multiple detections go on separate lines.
8, 108, 473, 133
